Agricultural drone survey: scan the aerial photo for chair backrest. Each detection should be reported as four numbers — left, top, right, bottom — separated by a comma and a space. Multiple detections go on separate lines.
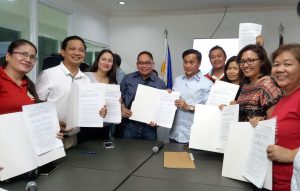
42, 53, 90, 72
0, 56, 6, 67
79, 63, 90, 72
42, 53, 63, 70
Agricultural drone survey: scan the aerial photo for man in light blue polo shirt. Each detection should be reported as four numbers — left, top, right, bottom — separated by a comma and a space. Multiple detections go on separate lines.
169, 49, 213, 144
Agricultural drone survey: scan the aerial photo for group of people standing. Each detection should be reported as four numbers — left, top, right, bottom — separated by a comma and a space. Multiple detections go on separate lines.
204, 42, 300, 191
0, 35, 299, 191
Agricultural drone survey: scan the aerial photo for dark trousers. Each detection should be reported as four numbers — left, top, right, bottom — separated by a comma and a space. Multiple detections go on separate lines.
123, 120, 157, 140
77, 125, 111, 144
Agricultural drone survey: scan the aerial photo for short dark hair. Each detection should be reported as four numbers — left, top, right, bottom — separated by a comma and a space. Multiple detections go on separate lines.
61, 35, 86, 50
182, 49, 202, 62
114, 53, 121, 67
236, 44, 272, 83
137, 51, 153, 61
91, 49, 117, 84
209, 45, 227, 59
272, 43, 300, 64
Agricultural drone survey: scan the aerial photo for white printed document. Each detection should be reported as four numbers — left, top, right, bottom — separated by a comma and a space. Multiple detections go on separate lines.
206, 81, 239, 106
239, 23, 262, 50
189, 104, 239, 153
67, 82, 105, 128
242, 119, 275, 189
216, 104, 240, 149
222, 119, 275, 190
103, 84, 121, 124
22, 102, 63, 155
0, 102, 65, 181
130, 84, 180, 128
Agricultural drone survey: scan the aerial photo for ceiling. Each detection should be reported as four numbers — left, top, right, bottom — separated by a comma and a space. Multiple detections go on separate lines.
75, 0, 298, 16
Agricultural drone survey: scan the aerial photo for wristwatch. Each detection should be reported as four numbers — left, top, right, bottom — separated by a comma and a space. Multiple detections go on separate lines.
188, 105, 195, 111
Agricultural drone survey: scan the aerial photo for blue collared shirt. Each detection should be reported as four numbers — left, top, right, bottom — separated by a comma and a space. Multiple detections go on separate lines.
169, 71, 213, 143
120, 71, 166, 108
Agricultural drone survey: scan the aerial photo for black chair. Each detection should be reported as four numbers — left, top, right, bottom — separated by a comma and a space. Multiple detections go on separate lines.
42, 53, 90, 72
0, 56, 6, 67
79, 62, 90, 72
42, 53, 64, 71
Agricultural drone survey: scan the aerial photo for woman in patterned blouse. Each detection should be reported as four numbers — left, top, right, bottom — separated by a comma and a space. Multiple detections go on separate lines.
235, 44, 282, 126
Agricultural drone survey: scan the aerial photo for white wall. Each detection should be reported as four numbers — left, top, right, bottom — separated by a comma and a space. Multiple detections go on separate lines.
109, 6, 300, 78
49, 0, 110, 45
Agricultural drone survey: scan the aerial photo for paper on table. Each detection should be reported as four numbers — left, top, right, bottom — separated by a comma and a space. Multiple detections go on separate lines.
222, 120, 274, 190
242, 119, 276, 189
130, 85, 180, 128
103, 84, 121, 124
67, 82, 105, 128
164, 152, 195, 169
206, 81, 239, 106
189, 104, 239, 153
239, 23, 262, 50
216, 104, 239, 149
22, 102, 63, 156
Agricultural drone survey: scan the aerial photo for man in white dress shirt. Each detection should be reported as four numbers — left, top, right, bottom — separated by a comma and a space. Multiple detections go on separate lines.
35, 36, 90, 149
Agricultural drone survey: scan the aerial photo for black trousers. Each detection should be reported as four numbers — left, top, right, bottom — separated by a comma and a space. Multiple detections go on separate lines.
77, 125, 111, 144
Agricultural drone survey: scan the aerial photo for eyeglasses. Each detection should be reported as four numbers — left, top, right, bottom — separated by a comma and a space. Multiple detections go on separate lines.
238, 58, 260, 66
137, 61, 153, 66
11, 51, 37, 62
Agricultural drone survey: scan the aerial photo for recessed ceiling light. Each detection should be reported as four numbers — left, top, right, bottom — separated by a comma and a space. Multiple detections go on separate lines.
118, 1, 126, 5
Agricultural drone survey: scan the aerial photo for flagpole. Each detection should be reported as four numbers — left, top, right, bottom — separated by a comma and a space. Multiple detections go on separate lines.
164, 28, 168, 79
164, 28, 168, 39
161, 28, 168, 80
279, 23, 284, 47
164, 28, 168, 64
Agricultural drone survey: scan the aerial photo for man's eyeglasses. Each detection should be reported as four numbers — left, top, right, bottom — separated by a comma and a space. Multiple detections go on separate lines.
11, 51, 37, 62
238, 58, 260, 66
137, 61, 153, 66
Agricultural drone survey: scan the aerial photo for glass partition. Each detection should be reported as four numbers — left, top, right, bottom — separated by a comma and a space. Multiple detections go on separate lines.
37, 3, 68, 72
85, 40, 107, 66
0, 0, 31, 57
